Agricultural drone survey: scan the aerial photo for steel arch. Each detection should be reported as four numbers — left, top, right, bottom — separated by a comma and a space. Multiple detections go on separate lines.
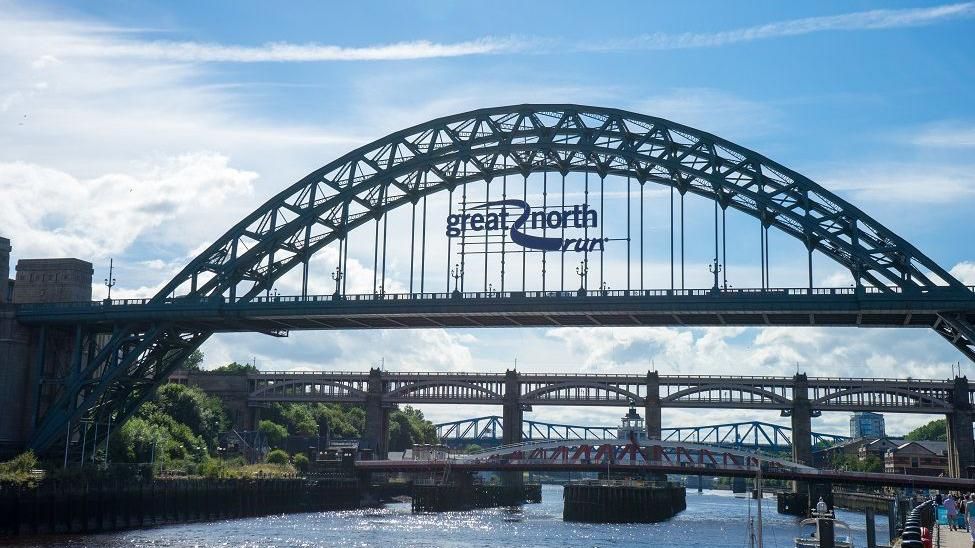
158, 104, 966, 303
29, 104, 975, 453
522, 381, 644, 404
662, 384, 793, 407
385, 380, 503, 401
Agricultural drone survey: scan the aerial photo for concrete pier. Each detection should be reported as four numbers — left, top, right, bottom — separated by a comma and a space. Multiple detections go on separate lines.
562, 480, 685, 523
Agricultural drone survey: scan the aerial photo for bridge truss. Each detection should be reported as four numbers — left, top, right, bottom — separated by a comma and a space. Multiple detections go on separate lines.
434, 416, 850, 450
13, 104, 975, 458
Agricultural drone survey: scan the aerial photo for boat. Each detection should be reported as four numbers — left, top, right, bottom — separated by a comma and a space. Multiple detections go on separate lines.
794, 510, 855, 547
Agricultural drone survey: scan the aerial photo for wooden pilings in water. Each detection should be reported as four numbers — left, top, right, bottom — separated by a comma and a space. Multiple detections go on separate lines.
0, 477, 361, 536
562, 480, 686, 523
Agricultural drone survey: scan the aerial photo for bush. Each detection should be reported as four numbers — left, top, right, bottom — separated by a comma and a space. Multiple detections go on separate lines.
0, 451, 39, 484
259, 420, 288, 448
293, 453, 310, 473
266, 449, 290, 465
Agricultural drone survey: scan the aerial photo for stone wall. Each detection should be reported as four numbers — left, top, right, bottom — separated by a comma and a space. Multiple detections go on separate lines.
13, 258, 93, 304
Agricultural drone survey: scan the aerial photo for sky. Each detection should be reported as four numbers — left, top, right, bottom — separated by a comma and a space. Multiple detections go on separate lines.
2, 0, 974, 437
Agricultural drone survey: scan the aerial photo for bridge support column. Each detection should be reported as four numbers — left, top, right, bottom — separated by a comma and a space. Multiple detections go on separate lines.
645, 371, 661, 440
947, 376, 974, 478
362, 368, 388, 459
502, 370, 523, 445
501, 370, 523, 488
790, 373, 813, 467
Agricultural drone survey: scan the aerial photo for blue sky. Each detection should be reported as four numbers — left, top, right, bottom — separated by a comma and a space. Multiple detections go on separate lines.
1, 1, 974, 435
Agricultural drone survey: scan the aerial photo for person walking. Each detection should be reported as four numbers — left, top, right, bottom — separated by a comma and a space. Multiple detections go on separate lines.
946, 493, 959, 531
967, 494, 975, 546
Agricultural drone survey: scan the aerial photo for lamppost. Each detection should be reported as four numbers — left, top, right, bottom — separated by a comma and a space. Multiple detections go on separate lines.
575, 261, 588, 297
709, 257, 723, 294
104, 258, 117, 301
451, 264, 463, 298
600, 281, 610, 296
331, 266, 343, 299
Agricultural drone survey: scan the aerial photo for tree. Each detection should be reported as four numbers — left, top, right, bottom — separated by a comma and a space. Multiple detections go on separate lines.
266, 449, 289, 465
293, 453, 310, 473
905, 419, 947, 441
268, 404, 318, 436
154, 383, 228, 449
207, 361, 259, 375
183, 350, 204, 371
259, 420, 288, 448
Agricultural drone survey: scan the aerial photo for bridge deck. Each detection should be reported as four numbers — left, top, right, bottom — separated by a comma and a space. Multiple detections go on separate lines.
15, 288, 975, 332
356, 460, 975, 490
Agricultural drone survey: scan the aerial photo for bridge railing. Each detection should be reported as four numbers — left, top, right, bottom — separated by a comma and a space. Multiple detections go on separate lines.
16, 284, 975, 311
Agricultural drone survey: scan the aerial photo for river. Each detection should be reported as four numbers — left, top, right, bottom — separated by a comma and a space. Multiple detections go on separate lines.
7, 485, 890, 547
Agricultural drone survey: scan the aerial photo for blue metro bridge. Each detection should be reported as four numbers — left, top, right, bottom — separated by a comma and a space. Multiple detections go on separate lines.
434, 415, 849, 451
1, 104, 974, 479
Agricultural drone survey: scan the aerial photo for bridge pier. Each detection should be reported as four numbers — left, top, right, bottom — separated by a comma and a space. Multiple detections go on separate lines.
947, 376, 974, 478
362, 368, 389, 459
502, 370, 523, 445
0, 248, 93, 458
790, 373, 813, 467
645, 371, 662, 440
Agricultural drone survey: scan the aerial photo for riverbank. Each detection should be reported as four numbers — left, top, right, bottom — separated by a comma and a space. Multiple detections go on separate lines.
0, 477, 360, 535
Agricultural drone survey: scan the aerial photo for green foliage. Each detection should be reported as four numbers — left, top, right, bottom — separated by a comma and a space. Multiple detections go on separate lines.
905, 419, 947, 441
107, 383, 225, 466
292, 453, 310, 473
267, 403, 319, 436
205, 362, 259, 375
259, 420, 288, 448
829, 452, 884, 473
183, 350, 204, 371
387, 406, 438, 452
155, 383, 228, 450
461, 444, 483, 454
266, 449, 290, 465
0, 451, 39, 484
311, 403, 363, 438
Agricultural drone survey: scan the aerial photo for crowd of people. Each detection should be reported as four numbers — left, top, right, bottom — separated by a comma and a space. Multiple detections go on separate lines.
935, 492, 975, 544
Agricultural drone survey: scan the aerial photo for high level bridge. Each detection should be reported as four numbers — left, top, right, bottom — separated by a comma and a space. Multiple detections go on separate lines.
166, 367, 974, 473
2, 105, 974, 475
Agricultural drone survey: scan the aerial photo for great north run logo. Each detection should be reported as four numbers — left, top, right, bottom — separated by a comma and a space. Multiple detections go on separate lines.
445, 200, 609, 252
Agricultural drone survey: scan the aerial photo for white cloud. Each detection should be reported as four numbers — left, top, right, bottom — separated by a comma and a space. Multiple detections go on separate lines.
820, 164, 975, 204
0, 153, 256, 260
911, 123, 975, 148
593, 2, 975, 52
14, 3, 972, 66
635, 88, 781, 139
951, 262, 975, 285
65, 36, 525, 63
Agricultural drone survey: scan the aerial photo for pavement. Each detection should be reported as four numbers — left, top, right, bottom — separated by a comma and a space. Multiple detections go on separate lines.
936, 524, 974, 548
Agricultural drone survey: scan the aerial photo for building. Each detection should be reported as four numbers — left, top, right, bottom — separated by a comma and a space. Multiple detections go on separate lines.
884, 441, 949, 476
850, 412, 886, 438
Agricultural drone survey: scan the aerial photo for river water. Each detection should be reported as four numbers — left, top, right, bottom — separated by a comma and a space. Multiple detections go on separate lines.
8, 486, 889, 548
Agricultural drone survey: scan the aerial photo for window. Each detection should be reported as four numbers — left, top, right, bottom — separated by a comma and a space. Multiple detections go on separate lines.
911, 457, 919, 468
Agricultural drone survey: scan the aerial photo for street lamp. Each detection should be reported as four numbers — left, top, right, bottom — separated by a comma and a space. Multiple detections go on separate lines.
331, 265, 343, 299
451, 264, 464, 298
575, 261, 588, 297
709, 257, 723, 294
104, 259, 117, 301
